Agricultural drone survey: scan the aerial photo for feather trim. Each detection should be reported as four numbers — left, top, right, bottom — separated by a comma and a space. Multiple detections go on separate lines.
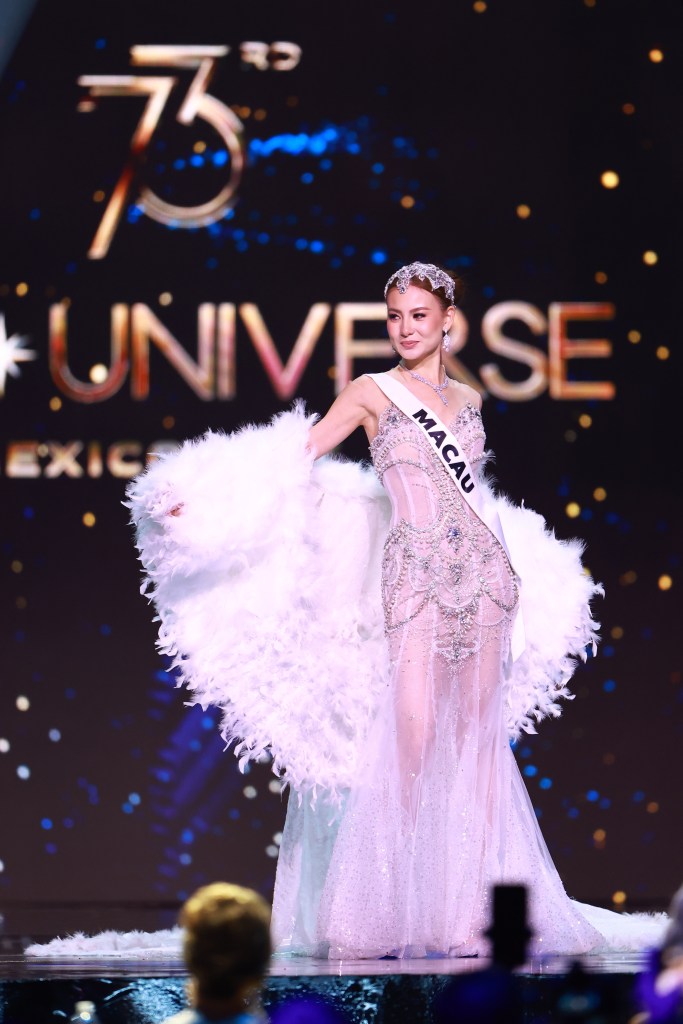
126, 406, 390, 800
490, 486, 604, 739
126, 407, 602, 795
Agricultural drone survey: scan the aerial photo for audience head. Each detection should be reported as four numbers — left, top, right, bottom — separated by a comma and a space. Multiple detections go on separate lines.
180, 881, 271, 1004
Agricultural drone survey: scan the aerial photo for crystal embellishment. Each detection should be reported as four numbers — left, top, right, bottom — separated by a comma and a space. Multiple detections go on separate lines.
384, 262, 456, 305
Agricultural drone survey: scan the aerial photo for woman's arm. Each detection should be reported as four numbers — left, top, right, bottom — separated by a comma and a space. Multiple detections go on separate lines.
307, 377, 376, 459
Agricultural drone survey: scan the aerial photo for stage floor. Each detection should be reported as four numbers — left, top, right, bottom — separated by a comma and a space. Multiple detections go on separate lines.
0, 947, 651, 979
0, 943, 651, 1024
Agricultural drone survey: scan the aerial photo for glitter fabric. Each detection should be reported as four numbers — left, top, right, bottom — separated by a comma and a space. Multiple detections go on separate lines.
272, 400, 603, 958
384, 262, 456, 304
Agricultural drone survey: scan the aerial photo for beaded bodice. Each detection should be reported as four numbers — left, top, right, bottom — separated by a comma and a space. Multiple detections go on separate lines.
370, 401, 517, 663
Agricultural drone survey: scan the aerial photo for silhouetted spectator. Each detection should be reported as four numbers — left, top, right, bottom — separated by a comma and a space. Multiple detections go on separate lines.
162, 882, 271, 1024
635, 883, 683, 1023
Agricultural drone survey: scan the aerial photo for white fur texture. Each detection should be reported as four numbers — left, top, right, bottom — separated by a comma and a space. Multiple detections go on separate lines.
126, 407, 602, 796
491, 487, 603, 739
126, 405, 391, 800
24, 927, 181, 957
24, 913, 669, 957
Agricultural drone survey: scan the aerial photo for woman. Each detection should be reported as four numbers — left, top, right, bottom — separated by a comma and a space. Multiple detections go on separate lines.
270, 262, 600, 958
125, 262, 664, 960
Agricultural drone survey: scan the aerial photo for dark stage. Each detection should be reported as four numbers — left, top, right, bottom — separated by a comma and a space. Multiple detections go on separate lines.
0, 943, 655, 1024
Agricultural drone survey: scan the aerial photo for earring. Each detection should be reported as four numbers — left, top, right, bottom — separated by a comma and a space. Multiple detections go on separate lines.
442, 330, 451, 353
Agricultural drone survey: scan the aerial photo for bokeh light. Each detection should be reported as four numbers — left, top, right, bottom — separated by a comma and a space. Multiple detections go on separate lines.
600, 171, 619, 189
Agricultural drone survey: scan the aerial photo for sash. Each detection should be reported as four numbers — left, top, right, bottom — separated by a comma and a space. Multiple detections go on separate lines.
366, 372, 526, 662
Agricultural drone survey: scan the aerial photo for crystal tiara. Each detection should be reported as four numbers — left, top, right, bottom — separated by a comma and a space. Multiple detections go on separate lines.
384, 262, 455, 305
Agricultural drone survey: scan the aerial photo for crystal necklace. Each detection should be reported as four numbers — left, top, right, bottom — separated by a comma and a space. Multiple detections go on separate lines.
398, 362, 449, 405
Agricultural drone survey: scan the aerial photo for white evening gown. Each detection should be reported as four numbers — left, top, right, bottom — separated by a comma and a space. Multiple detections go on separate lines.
272, 401, 606, 958
24, 397, 667, 958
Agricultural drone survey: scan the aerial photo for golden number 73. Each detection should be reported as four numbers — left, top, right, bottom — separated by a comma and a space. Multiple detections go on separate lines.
79, 45, 245, 259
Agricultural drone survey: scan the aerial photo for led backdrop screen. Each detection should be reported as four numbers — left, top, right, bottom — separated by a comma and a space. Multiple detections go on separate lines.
0, 0, 680, 921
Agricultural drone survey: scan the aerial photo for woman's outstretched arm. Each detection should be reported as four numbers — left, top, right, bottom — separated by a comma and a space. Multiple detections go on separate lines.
307, 377, 376, 459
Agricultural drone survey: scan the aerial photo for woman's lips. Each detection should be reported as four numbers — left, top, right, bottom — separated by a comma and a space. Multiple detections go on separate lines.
400, 340, 419, 348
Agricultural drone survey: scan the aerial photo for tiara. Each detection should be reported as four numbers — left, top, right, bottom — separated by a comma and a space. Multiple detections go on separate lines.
384, 262, 455, 305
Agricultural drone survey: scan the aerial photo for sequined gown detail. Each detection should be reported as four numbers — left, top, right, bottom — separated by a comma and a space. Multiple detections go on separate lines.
271, 401, 603, 958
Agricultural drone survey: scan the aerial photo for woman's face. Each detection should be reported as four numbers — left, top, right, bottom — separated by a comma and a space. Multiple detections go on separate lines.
386, 284, 453, 359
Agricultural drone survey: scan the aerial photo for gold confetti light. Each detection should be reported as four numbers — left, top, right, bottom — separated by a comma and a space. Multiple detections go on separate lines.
579, 414, 592, 428
627, 330, 641, 343
622, 102, 635, 115
600, 170, 619, 189
162, 415, 175, 430
593, 487, 607, 501
16, 282, 28, 296
400, 196, 415, 209
658, 575, 673, 591
643, 250, 658, 265
648, 49, 664, 63
93, 190, 105, 203
49, 396, 62, 412
16, 696, 30, 711
612, 891, 627, 906
11, 560, 23, 574
583, 0, 596, 7
594, 271, 608, 284
516, 204, 531, 219
193, 141, 206, 153
254, 109, 267, 121
89, 364, 108, 384
656, 346, 670, 360
16, 596, 27, 610
286, 96, 299, 107
82, 512, 96, 528
619, 570, 637, 586
159, 292, 173, 306
473, 0, 487, 10
593, 829, 606, 849
610, 626, 624, 639
647, 801, 659, 814
565, 502, 581, 519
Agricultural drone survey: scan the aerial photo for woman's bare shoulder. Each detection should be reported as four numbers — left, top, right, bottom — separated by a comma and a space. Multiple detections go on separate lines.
452, 379, 483, 411
349, 373, 389, 414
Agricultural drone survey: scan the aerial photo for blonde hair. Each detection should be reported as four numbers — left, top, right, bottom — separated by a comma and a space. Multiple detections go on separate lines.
180, 882, 272, 999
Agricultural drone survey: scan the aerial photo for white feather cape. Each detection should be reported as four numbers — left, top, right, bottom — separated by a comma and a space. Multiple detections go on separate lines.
125, 404, 602, 798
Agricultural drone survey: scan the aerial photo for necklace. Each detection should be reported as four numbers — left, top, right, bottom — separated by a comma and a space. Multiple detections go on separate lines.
399, 362, 449, 405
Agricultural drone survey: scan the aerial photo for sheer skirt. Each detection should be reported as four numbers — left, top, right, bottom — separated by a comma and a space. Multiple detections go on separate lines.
272, 404, 602, 957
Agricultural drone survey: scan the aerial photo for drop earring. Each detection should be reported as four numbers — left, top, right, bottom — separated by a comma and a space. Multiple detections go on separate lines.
442, 330, 451, 353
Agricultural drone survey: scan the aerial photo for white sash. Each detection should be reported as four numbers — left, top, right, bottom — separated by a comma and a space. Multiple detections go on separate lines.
367, 372, 526, 662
